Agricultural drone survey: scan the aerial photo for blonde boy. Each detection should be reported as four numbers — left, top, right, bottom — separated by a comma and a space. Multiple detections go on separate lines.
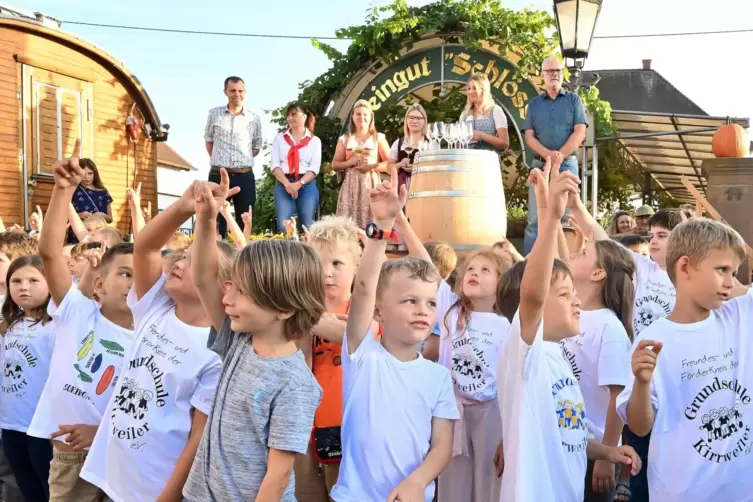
332, 168, 458, 502
617, 219, 752, 502
295, 216, 362, 501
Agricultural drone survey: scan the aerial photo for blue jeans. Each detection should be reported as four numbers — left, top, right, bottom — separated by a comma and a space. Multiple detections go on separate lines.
523, 156, 579, 255
2, 429, 52, 502
625, 428, 650, 501
274, 181, 319, 234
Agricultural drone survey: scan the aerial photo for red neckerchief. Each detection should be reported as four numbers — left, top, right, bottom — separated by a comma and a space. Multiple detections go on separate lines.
283, 130, 313, 178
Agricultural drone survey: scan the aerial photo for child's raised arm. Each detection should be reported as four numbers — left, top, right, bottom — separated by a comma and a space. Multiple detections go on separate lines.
395, 210, 432, 263
519, 160, 580, 345
67, 202, 87, 242
193, 171, 238, 332
568, 193, 609, 242
626, 339, 663, 436
39, 139, 82, 306
347, 167, 407, 354
126, 182, 146, 236
220, 201, 247, 249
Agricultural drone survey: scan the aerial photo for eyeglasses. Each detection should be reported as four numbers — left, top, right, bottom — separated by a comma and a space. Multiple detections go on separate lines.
543, 69, 563, 76
407, 115, 425, 121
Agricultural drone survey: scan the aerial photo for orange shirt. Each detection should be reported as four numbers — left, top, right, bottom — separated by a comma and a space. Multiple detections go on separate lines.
313, 301, 382, 429
312, 301, 349, 429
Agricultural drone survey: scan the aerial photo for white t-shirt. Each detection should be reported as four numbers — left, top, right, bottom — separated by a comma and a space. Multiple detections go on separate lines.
616, 294, 753, 502
560, 309, 631, 442
80, 276, 222, 502
331, 331, 459, 502
0, 317, 55, 432
436, 281, 512, 402
27, 286, 134, 441
631, 251, 676, 336
497, 311, 588, 502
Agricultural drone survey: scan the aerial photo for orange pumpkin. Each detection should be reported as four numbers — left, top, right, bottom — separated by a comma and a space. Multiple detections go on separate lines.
712, 124, 749, 158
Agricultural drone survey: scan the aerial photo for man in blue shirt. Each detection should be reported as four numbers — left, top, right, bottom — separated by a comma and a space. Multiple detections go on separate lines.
521, 56, 588, 254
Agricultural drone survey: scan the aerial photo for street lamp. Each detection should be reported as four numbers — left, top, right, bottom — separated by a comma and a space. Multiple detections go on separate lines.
553, 0, 602, 89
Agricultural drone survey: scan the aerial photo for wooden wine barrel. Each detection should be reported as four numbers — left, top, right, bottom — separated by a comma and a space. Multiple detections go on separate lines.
406, 149, 506, 252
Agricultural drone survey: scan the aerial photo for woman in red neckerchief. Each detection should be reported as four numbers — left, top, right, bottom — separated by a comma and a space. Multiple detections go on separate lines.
271, 103, 322, 234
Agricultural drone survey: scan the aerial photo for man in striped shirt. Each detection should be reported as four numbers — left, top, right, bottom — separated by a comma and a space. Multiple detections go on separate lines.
204, 76, 262, 237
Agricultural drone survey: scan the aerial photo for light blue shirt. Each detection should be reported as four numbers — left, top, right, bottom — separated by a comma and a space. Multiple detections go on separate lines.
522, 90, 588, 152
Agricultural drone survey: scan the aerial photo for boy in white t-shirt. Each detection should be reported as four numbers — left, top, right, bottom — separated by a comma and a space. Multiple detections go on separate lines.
331, 168, 459, 502
29, 140, 135, 501
617, 218, 753, 502
79, 176, 235, 501
497, 162, 641, 502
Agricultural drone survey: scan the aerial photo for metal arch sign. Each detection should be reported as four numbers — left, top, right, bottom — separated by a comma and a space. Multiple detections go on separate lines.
356, 43, 540, 167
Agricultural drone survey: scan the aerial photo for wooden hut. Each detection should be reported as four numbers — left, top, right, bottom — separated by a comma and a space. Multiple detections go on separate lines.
0, 6, 167, 236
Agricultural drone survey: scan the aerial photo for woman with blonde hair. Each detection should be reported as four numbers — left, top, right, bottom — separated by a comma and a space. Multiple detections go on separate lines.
388, 103, 430, 195
331, 99, 391, 228
460, 73, 509, 151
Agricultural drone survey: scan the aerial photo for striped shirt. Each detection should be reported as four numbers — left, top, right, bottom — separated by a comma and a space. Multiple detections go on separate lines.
204, 106, 263, 169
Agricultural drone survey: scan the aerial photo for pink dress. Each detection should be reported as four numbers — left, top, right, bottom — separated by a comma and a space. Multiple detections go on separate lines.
335, 134, 384, 229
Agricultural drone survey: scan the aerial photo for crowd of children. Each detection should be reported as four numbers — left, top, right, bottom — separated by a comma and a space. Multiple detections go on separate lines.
0, 142, 750, 502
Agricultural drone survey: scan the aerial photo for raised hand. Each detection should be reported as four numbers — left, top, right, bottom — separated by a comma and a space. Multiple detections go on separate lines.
369, 166, 407, 223
83, 246, 105, 271
52, 139, 84, 189
29, 205, 43, 232
220, 200, 231, 216
126, 182, 142, 206
241, 210, 252, 228
548, 168, 580, 221
529, 157, 552, 210
632, 339, 663, 384
194, 184, 220, 219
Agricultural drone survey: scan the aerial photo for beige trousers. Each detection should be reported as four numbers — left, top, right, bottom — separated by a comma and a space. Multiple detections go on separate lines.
49, 450, 106, 502
438, 399, 502, 502
294, 443, 340, 502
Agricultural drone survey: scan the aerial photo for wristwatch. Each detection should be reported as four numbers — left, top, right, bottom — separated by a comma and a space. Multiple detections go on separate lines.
365, 222, 398, 241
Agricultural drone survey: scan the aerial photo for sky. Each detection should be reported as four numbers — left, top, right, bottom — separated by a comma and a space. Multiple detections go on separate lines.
8, 0, 753, 183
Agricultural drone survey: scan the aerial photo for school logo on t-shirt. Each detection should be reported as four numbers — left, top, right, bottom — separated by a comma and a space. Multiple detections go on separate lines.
73, 331, 125, 399
2, 339, 37, 394
560, 337, 583, 381
110, 324, 171, 446
552, 376, 588, 453
634, 279, 674, 335
684, 371, 753, 463
451, 326, 489, 395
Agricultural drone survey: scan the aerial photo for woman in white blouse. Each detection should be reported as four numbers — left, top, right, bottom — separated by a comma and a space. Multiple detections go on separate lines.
461, 73, 509, 151
271, 103, 322, 233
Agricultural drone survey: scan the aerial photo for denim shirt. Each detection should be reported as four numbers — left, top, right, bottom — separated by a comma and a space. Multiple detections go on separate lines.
522, 90, 588, 152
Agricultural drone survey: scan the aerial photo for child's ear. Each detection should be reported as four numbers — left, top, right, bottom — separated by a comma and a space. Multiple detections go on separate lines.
676, 256, 691, 280
591, 268, 606, 283
277, 310, 294, 321
92, 275, 104, 297
373, 306, 384, 324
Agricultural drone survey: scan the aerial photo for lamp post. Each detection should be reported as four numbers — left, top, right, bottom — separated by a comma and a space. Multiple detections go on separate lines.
553, 0, 603, 216
553, 0, 602, 90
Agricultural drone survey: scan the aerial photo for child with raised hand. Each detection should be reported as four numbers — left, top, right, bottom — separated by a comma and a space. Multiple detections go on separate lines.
394, 206, 510, 502
331, 167, 458, 502
183, 178, 324, 501
0, 255, 55, 501
294, 215, 362, 501
565, 238, 636, 501
496, 160, 641, 502
27, 141, 135, 501
79, 173, 237, 502
617, 218, 753, 502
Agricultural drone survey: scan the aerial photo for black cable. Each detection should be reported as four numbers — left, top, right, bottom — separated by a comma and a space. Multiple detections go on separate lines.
61, 20, 753, 40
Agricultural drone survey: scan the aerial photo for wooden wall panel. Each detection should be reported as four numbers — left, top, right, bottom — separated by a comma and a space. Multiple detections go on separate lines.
0, 25, 159, 237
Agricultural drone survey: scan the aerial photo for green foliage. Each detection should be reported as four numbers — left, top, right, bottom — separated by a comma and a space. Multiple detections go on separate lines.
251, 0, 640, 231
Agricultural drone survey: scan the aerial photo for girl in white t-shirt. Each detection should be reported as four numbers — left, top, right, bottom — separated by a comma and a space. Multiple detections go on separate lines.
79, 179, 237, 502
0, 255, 55, 502
567, 239, 636, 501
436, 248, 511, 502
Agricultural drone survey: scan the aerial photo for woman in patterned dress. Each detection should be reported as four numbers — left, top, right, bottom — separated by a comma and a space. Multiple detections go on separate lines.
331, 100, 391, 229
68, 159, 113, 243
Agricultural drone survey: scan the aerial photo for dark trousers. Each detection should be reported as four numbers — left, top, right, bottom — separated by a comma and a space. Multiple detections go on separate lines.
1, 429, 52, 502
625, 427, 650, 502
208, 169, 256, 238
